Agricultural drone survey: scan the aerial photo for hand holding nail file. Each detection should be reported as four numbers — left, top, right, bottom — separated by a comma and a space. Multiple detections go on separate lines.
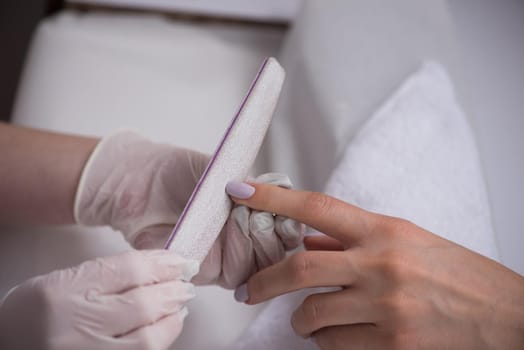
164, 57, 285, 263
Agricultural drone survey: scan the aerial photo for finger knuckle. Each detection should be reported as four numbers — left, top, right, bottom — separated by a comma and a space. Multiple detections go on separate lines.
300, 295, 323, 329
379, 249, 409, 283
288, 252, 313, 285
384, 217, 414, 238
303, 191, 333, 215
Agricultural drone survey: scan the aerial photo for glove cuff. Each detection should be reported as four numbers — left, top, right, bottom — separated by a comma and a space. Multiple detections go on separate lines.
73, 130, 155, 227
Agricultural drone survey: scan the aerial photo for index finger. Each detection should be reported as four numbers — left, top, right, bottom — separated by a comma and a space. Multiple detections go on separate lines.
227, 182, 377, 245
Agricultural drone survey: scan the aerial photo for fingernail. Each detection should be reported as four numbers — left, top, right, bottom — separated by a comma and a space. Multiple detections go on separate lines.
226, 182, 255, 199
234, 283, 249, 303
181, 260, 200, 281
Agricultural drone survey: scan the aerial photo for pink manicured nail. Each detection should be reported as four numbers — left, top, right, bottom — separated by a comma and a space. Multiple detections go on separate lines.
234, 283, 249, 303
226, 182, 255, 199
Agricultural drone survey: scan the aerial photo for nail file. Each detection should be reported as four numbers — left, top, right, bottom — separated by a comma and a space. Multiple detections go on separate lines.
164, 57, 285, 263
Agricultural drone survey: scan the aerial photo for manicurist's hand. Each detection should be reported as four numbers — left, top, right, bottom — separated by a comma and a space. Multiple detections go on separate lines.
75, 131, 304, 289
0, 250, 198, 350
0, 124, 303, 291
226, 182, 524, 350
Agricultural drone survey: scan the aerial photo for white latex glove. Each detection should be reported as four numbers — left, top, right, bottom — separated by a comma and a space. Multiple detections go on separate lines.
0, 250, 198, 350
75, 131, 304, 289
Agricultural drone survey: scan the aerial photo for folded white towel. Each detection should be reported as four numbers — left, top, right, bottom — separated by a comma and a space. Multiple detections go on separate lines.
231, 62, 498, 349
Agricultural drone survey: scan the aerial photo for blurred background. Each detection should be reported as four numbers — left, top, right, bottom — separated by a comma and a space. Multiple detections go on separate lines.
1, 1, 523, 349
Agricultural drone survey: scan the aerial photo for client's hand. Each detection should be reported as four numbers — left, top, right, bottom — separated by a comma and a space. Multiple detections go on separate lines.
74, 131, 304, 289
226, 182, 524, 350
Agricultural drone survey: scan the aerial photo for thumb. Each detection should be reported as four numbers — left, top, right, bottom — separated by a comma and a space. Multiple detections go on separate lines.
132, 224, 173, 250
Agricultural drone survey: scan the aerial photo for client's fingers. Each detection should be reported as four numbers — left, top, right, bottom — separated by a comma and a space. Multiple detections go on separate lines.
243, 251, 359, 304
315, 324, 384, 350
291, 288, 375, 337
226, 182, 377, 246
252, 173, 305, 250
304, 236, 345, 251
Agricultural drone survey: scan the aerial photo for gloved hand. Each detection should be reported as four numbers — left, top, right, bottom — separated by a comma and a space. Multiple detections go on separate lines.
0, 250, 198, 350
75, 131, 304, 289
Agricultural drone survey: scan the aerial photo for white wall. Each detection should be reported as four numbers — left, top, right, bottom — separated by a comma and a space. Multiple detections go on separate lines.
449, 0, 524, 274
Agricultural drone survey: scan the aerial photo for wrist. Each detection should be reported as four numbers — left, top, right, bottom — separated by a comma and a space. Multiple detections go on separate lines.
74, 130, 165, 227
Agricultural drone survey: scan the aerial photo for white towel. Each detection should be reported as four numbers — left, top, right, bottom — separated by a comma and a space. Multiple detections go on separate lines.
231, 62, 498, 349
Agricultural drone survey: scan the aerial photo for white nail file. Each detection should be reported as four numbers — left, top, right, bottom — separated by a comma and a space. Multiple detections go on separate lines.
164, 57, 285, 263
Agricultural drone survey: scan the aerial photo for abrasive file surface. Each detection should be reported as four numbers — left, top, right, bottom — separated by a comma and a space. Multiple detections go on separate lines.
165, 57, 285, 263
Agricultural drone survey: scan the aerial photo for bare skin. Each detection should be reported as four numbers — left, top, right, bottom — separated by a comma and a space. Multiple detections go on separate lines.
0, 122, 98, 225
230, 182, 524, 350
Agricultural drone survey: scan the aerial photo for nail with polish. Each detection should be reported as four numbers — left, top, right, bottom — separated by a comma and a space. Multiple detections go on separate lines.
226, 181, 255, 199
234, 283, 249, 303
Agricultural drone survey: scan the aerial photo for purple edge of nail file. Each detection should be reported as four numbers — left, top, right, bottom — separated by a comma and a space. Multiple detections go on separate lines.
164, 57, 285, 263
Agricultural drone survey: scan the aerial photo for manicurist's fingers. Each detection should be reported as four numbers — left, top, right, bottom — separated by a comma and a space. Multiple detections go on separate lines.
91, 280, 195, 336
239, 250, 360, 304
117, 307, 189, 350
218, 205, 254, 289
81, 250, 199, 295
249, 210, 285, 268
226, 182, 377, 246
